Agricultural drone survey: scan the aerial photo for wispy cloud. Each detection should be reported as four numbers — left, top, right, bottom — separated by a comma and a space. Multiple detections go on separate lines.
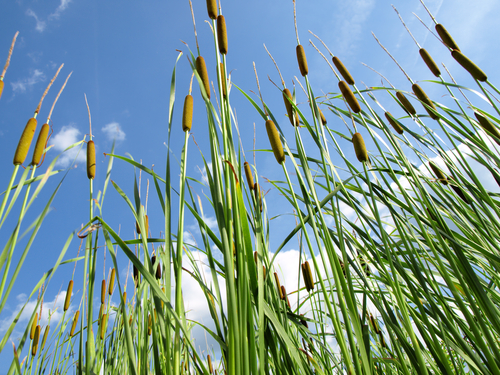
49, 125, 85, 167
11, 69, 45, 94
26, 9, 46, 32
48, 0, 72, 20
102, 122, 126, 141
26, 0, 72, 32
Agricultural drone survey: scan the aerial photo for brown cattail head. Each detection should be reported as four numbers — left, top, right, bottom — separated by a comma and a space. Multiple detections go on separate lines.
136, 214, 149, 236
133, 264, 139, 286
64, 280, 73, 311
369, 314, 381, 334
70, 310, 79, 337
265, 120, 285, 164
281, 285, 291, 309
429, 161, 448, 185
274, 272, 283, 299
451, 50, 487, 82
301, 261, 314, 292
31, 123, 50, 166
419, 49, 441, 77
86, 140, 96, 179
379, 331, 387, 348
219, 63, 227, 98
412, 84, 439, 120
98, 305, 104, 325
122, 292, 127, 304
319, 109, 327, 126
352, 132, 368, 163
332, 56, 355, 85
30, 313, 38, 340
206, 0, 217, 19
100, 313, 107, 340
196, 56, 211, 99
109, 269, 115, 296
208, 354, 213, 374
32, 326, 41, 356
182, 95, 193, 132
151, 255, 162, 279
101, 279, 106, 304
338, 81, 361, 113
244, 162, 254, 190
254, 183, 262, 212
451, 184, 470, 204
296, 45, 308, 76
300, 314, 308, 329
475, 112, 500, 144
14, 118, 37, 165
396, 92, 416, 116
435, 24, 460, 51
41, 325, 49, 350
283, 88, 297, 127
384, 112, 404, 135
0, 80, 3, 100
217, 15, 228, 55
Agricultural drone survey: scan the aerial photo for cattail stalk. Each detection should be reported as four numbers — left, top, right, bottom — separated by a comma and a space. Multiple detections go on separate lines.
0, 31, 20, 100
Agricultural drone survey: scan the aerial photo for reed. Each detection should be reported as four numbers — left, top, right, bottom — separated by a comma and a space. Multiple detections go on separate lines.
332, 56, 355, 85
452, 50, 488, 82
352, 132, 368, 162
196, 56, 211, 99
13, 118, 37, 165
412, 83, 439, 119
265, 119, 285, 164
217, 15, 228, 55
296, 45, 308, 76
338, 81, 361, 113
435, 24, 460, 51
419, 48, 441, 77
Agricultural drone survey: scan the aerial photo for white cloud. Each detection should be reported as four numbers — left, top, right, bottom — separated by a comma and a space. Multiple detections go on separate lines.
102, 122, 126, 141
49, 125, 86, 167
11, 69, 45, 94
26, 9, 46, 32
0, 291, 73, 336
48, 0, 72, 20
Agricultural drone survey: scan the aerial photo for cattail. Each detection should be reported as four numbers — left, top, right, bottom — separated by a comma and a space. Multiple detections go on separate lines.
129, 315, 133, 326
136, 214, 149, 235
435, 24, 460, 51
262, 265, 266, 279
244, 162, 254, 190
475, 112, 500, 144
338, 81, 361, 114
109, 269, 115, 296
384, 112, 403, 135
296, 45, 308, 76
0, 80, 3, 100
332, 56, 355, 85
206, 0, 217, 19
87, 140, 96, 179
41, 325, 49, 350
281, 285, 291, 309
412, 84, 439, 120
265, 119, 285, 164
254, 183, 262, 212
219, 63, 227, 98
32, 326, 40, 356
101, 279, 106, 304
274, 272, 283, 299
30, 313, 38, 340
13, 118, 37, 165
64, 280, 73, 311
208, 354, 213, 374
196, 56, 210, 99
369, 314, 380, 334
182, 95, 193, 132
98, 305, 104, 325
133, 264, 139, 286
352, 132, 368, 163
419, 49, 441, 77
429, 161, 448, 185
122, 291, 127, 304
300, 314, 308, 329
151, 255, 161, 279
379, 331, 387, 348
217, 15, 228, 55
319, 109, 327, 126
31, 123, 50, 166
451, 184, 469, 204
283, 88, 297, 127
70, 310, 79, 337
396, 92, 416, 116
148, 314, 152, 336
301, 261, 314, 292
451, 50, 487, 82
100, 313, 107, 340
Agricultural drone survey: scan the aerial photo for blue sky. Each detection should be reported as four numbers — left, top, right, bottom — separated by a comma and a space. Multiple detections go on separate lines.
1, 0, 500, 372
